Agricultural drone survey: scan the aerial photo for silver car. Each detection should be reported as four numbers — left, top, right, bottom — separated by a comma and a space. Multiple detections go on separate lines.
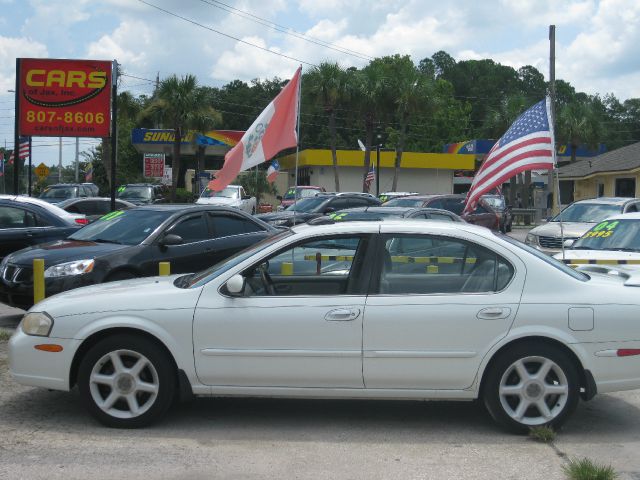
526, 197, 640, 254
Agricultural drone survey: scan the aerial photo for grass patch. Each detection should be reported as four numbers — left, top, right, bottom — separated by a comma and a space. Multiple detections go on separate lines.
529, 426, 556, 443
0, 329, 12, 341
563, 458, 617, 480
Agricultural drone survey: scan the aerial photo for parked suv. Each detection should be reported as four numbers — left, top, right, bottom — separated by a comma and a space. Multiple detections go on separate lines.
39, 183, 98, 204
258, 192, 381, 226
277, 186, 325, 211
383, 194, 500, 230
526, 197, 640, 254
116, 183, 167, 205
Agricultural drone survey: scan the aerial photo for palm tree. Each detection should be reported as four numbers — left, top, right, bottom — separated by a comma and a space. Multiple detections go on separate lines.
305, 62, 346, 191
140, 75, 220, 202
557, 100, 601, 163
350, 61, 389, 191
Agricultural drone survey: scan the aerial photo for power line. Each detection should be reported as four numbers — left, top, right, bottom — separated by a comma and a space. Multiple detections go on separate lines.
137, 0, 317, 67
198, 0, 373, 62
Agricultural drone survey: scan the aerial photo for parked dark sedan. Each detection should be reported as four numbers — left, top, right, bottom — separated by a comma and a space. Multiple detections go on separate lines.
0, 195, 86, 262
0, 204, 277, 309
308, 206, 464, 224
257, 193, 381, 227
382, 194, 500, 231
56, 197, 137, 223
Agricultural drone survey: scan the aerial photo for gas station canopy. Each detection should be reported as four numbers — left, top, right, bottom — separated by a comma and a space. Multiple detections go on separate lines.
131, 129, 244, 156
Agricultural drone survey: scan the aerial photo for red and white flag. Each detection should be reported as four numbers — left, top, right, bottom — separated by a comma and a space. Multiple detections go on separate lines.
8, 137, 30, 165
463, 98, 555, 214
209, 67, 301, 191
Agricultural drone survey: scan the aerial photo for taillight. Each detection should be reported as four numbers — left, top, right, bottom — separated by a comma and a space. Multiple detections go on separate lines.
75, 218, 89, 225
617, 349, 640, 357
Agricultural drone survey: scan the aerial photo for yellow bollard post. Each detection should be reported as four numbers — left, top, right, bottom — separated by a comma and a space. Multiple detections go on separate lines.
159, 262, 171, 276
33, 258, 45, 304
281, 262, 293, 275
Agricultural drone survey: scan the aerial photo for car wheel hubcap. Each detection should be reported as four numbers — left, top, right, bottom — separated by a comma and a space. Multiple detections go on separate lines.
498, 356, 569, 426
89, 350, 159, 419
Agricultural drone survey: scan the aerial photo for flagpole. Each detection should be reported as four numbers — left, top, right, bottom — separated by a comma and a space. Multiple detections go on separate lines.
292, 65, 302, 226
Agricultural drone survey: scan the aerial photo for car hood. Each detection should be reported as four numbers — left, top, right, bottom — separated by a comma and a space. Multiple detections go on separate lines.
6, 239, 130, 267
196, 197, 240, 206
32, 274, 201, 318
554, 250, 640, 261
529, 221, 594, 238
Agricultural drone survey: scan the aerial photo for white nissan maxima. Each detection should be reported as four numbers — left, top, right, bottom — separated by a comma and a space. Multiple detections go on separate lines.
9, 221, 640, 432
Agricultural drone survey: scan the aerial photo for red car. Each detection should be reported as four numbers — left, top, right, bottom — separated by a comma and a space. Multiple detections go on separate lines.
382, 194, 501, 231
277, 186, 325, 211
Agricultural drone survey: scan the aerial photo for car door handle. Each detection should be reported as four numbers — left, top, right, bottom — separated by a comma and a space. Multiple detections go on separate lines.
477, 307, 511, 320
325, 308, 360, 322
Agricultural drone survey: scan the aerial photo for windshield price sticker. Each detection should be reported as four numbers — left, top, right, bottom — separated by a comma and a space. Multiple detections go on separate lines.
583, 220, 620, 238
99, 210, 125, 221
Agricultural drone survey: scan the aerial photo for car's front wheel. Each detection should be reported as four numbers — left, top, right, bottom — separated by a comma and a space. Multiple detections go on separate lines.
482, 343, 580, 433
78, 334, 176, 428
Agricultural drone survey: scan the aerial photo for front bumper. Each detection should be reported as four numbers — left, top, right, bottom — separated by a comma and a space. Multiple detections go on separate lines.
9, 328, 81, 391
0, 269, 98, 309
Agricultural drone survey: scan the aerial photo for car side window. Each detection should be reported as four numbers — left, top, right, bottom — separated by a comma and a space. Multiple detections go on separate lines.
428, 212, 454, 222
0, 206, 30, 228
378, 234, 514, 295
168, 214, 209, 243
241, 236, 363, 296
209, 213, 263, 237
427, 199, 444, 209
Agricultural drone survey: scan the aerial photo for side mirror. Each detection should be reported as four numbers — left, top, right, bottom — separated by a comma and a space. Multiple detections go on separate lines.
225, 274, 245, 296
323, 206, 336, 214
241, 195, 251, 200
160, 233, 183, 246
276, 195, 283, 201
545, 216, 552, 222
563, 239, 575, 248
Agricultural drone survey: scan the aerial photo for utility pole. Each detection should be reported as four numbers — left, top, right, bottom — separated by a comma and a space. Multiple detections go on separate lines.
13, 59, 20, 195
549, 25, 557, 215
110, 60, 118, 211
75, 137, 79, 183
58, 137, 62, 183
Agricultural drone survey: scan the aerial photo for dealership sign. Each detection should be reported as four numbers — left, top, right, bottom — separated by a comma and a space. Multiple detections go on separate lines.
143, 153, 165, 178
18, 58, 112, 137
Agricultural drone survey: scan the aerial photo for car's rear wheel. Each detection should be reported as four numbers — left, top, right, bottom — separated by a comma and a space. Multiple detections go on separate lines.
482, 343, 580, 433
78, 334, 176, 428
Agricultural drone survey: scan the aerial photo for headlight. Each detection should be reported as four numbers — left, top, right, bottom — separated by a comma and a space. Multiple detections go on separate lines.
21, 312, 54, 337
525, 233, 538, 245
44, 259, 95, 278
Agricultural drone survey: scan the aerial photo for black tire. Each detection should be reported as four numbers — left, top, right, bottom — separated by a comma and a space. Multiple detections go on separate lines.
78, 334, 176, 428
105, 270, 137, 282
482, 343, 580, 434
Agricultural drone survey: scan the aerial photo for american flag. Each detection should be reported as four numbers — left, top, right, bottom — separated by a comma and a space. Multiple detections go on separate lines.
363, 163, 375, 192
463, 98, 555, 214
8, 137, 30, 165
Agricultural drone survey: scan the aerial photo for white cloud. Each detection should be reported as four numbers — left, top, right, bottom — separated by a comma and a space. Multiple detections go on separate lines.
86, 20, 152, 68
499, 0, 595, 27
0, 36, 48, 91
211, 36, 297, 83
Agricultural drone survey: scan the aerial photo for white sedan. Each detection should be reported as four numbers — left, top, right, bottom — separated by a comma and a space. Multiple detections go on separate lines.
9, 221, 640, 432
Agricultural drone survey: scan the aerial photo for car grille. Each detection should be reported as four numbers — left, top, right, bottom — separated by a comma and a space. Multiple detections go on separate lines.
1, 264, 33, 284
538, 236, 578, 249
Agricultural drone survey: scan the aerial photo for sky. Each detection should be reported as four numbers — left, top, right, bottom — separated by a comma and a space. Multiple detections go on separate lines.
1, 0, 639, 170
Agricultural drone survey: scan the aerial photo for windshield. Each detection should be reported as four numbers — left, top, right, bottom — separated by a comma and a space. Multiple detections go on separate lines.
499, 234, 589, 281
573, 219, 640, 252
483, 196, 505, 209
283, 187, 318, 201
187, 230, 293, 288
383, 198, 424, 207
40, 186, 77, 199
200, 187, 239, 199
552, 203, 621, 223
286, 196, 327, 212
117, 186, 153, 200
69, 209, 172, 245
